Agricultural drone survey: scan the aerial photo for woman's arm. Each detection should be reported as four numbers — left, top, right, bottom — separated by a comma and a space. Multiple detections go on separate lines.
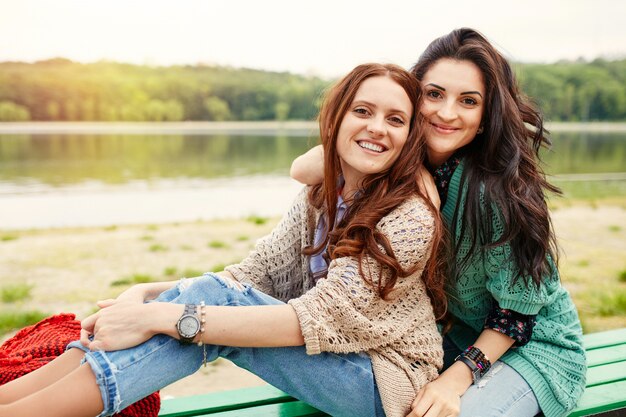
408, 329, 514, 417
81, 301, 305, 352
290, 145, 324, 185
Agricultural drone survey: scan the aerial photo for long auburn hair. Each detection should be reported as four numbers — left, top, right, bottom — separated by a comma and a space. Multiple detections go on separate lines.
305, 63, 447, 319
411, 28, 560, 288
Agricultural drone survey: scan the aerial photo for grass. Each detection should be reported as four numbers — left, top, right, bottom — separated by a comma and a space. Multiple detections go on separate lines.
148, 243, 168, 252
182, 268, 204, 278
208, 240, 229, 249
1, 234, 19, 242
246, 215, 268, 225
0, 310, 49, 334
591, 290, 626, 317
110, 273, 157, 287
210, 263, 227, 272
608, 225, 622, 232
236, 235, 249, 241
163, 266, 178, 276
1, 284, 33, 303
619, 270, 626, 283
103, 225, 118, 231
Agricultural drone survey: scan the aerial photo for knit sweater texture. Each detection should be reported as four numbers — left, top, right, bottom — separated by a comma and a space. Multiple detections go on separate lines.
226, 187, 443, 417
443, 161, 586, 417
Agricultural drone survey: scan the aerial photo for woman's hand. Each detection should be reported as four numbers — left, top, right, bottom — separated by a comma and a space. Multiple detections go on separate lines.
416, 166, 440, 210
80, 302, 182, 351
96, 284, 149, 310
97, 280, 179, 310
407, 362, 472, 417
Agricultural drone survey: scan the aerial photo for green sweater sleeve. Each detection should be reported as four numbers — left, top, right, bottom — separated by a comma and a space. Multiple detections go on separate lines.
483, 202, 561, 315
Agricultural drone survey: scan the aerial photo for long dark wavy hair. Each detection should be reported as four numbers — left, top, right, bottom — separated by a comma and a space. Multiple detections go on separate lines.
305, 63, 447, 319
411, 28, 560, 288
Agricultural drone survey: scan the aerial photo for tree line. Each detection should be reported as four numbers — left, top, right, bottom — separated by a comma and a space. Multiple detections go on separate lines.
0, 58, 624, 122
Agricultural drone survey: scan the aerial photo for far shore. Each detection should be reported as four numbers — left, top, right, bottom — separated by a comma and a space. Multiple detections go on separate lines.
1, 120, 626, 135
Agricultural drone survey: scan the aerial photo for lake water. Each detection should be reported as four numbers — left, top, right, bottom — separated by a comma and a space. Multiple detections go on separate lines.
0, 127, 624, 229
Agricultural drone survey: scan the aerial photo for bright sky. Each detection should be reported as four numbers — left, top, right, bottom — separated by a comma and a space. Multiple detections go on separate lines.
2, 0, 625, 77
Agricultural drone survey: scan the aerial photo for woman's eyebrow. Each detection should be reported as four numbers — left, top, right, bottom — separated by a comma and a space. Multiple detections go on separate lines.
425, 83, 483, 98
353, 100, 410, 117
425, 83, 445, 91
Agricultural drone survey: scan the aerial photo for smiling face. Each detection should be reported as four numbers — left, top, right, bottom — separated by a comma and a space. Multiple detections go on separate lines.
335, 75, 413, 197
420, 58, 485, 167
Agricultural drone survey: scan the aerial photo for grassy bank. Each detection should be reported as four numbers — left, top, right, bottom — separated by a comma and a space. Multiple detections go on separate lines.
0, 197, 624, 397
1, 198, 625, 336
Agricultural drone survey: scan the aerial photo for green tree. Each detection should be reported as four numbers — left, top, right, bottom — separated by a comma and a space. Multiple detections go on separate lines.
0, 101, 30, 121
204, 96, 231, 121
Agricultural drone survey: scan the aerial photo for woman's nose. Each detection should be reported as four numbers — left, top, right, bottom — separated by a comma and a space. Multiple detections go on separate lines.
367, 116, 386, 137
436, 99, 457, 121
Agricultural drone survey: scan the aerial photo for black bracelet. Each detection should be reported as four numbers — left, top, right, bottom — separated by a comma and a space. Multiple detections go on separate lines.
461, 345, 491, 376
455, 354, 481, 385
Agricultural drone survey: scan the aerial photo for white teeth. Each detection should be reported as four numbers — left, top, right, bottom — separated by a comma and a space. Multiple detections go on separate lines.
358, 141, 384, 153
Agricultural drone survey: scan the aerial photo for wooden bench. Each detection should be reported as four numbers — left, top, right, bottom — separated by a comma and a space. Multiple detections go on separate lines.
159, 328, 626, 417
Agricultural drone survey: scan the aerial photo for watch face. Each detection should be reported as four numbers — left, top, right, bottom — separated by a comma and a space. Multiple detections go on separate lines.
179, 315, 200, 338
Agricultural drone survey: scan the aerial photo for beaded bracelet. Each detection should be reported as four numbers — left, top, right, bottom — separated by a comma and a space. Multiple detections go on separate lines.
197, 301, 207, 367
462, 345, 491, 376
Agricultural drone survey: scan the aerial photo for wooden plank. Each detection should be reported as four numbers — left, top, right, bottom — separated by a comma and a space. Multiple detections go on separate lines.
196, 401, 327, 417
568, 380, 626, 416
586, 344, 626, 367
583, 328, 626, 350
158, 385, 293, 417
585, 361, 626, 387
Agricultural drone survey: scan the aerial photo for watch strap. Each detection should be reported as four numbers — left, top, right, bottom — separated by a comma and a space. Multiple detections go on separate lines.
455, 354, 481, 385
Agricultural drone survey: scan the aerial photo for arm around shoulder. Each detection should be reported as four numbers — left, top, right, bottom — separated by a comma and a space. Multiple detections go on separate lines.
290, 145, 324, 185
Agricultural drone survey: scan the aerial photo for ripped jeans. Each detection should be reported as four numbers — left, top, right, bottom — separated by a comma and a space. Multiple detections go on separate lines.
67, 273, 385, 417
442, 336, 541, 417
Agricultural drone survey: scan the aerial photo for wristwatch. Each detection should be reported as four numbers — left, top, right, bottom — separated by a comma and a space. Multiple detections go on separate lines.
176, 304, 200, 344
455, 354, 481, 385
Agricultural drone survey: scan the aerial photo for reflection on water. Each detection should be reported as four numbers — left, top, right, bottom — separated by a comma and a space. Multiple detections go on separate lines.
542, 132, 626, 175
0, 134, 313, 189
0, 131, 624, 228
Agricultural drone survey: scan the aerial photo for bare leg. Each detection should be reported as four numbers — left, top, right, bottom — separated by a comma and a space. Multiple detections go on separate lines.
0, 348, 84, 404
0, 363, 103, 417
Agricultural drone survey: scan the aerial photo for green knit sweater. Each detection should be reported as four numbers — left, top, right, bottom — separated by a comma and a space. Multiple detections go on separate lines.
443, 161, 586, 417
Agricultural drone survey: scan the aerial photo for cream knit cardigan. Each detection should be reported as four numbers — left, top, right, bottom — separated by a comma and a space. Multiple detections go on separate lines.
226, 187, 443, 417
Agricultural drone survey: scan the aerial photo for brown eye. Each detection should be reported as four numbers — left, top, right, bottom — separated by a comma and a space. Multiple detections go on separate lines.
388, 116, 405, 126
461, 97, 478, 106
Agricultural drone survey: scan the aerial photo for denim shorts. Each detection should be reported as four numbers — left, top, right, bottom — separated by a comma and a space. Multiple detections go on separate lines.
68, 273, 385, 417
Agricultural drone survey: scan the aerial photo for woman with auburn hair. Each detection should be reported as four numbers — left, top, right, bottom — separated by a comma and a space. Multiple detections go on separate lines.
291, 29, 586, 417
0, 63, 446, 417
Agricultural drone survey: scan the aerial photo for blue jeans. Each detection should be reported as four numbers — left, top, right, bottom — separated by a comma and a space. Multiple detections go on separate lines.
442, 336, 541, 417
68, 273, 385, 417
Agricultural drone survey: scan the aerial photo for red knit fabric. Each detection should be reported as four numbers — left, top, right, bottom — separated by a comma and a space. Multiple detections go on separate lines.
0, 313, 160, 417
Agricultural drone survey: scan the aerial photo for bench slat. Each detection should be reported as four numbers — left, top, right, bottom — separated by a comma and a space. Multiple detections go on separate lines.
568, 380, 626, 417
195, 401, 327, 417
583, 328, 626, 350
158, 385, 293, 417
587, 344, 626, 367
160, 328, 626, 417
585, 360, 626, 387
